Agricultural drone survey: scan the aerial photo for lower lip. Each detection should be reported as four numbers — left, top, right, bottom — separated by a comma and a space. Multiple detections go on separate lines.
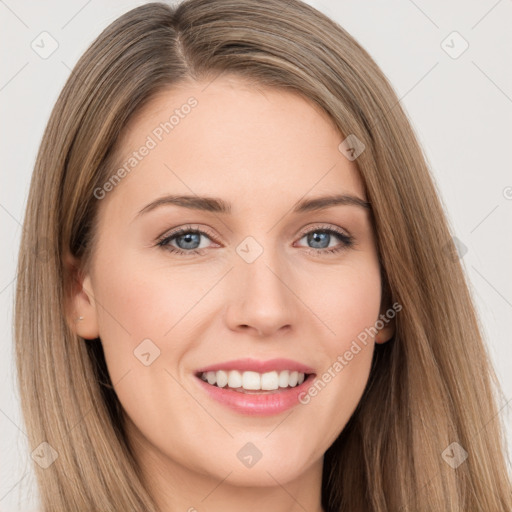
194, 374, 316, 416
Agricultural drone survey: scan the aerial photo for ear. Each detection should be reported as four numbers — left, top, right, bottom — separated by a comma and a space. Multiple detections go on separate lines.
375, 304, 396, 344
375, 275, 396, 344
63, 251, 100, 340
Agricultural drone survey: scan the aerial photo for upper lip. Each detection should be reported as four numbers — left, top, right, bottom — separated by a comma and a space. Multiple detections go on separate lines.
195, 358, 316, 375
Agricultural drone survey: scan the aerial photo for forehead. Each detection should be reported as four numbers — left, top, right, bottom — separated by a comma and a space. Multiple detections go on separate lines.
101, 76, 366, 216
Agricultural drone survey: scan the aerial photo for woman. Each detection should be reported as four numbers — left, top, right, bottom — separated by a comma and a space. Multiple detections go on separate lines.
14, 0, 512, 510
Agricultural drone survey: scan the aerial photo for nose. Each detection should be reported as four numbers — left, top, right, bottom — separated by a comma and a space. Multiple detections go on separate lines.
224, 252, 300, 337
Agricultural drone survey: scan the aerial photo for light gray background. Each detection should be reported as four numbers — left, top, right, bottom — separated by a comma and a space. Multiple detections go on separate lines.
1, 1, 511, 510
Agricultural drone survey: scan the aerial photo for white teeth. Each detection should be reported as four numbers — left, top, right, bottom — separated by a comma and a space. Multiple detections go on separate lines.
278, 370, 289, 388
261, 371, 279, 390
216, 370, 228, 388
242, 371, 261, 390
200, 369, 308, 390
228, 370, 242, 388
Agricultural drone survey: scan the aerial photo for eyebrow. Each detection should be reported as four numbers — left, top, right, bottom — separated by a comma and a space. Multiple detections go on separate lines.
136, 193, 371, 217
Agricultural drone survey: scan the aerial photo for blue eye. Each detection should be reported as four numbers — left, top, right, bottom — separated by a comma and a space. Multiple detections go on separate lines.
156, 224, 355, 257
156, 225, 213, 256
296, 227, 355, 255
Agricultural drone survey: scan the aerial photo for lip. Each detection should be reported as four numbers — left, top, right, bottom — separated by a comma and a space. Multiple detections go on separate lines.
194, 372, 316, 416
195, 357, 316, 375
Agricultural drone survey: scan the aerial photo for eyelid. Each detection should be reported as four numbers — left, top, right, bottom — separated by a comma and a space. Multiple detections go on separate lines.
157, 223, 351, 243
295, 222, 352, 239
156, 224, 221, 245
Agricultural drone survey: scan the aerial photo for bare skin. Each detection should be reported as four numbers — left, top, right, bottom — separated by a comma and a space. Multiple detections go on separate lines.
68, 75, 394, 512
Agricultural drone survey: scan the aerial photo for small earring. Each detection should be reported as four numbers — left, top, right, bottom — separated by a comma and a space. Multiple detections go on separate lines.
75, 316, 84, 322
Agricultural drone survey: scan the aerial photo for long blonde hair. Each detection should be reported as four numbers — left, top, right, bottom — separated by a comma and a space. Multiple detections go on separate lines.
15, 0, 511, 510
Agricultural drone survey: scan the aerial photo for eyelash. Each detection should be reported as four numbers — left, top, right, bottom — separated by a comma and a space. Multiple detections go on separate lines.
155, 223, 355, 257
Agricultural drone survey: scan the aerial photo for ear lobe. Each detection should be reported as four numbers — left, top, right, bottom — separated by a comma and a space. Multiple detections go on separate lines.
375, 321, 395, 344
63, 252, 100, 340
376, 280, 396, 344
375, 306, 396, 344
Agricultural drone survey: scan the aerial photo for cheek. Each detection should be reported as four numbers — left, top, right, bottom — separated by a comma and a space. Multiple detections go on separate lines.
302, 259, 382, 346
96, 249, 219, 321
297, 260, 382, 426
89, 253, 196, 377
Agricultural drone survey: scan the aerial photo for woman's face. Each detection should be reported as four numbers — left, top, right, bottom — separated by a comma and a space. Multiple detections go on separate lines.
71, 76, 393, 493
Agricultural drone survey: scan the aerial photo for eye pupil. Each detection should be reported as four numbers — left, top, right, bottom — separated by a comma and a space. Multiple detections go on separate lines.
308, 231, 330, 249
